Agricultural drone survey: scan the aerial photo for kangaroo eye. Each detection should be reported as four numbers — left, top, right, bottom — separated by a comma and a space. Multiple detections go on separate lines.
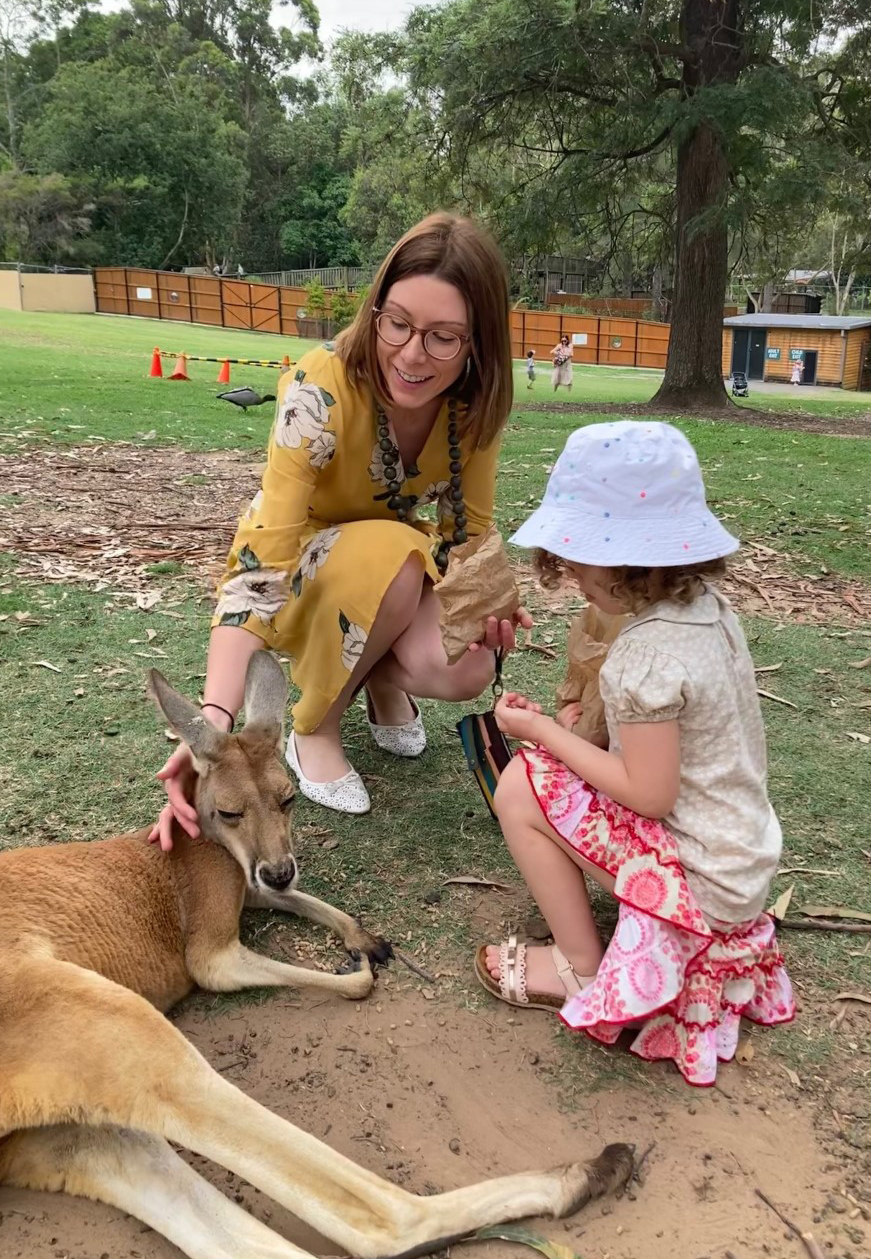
217, 809, 243, 821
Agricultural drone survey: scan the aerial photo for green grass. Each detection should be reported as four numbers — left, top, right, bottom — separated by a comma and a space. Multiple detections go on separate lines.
1, 307, 870, 1088
0, 309, 310, 449
2, 309, 870, 455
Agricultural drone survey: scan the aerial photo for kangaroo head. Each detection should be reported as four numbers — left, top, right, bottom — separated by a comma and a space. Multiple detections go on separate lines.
149, 652, 297, 894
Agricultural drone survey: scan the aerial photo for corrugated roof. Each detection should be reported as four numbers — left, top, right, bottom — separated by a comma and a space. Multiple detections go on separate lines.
724, 314, 871, 331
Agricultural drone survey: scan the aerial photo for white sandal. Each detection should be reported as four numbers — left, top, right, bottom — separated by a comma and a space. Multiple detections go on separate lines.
474, 934, 595, 1011
364, 691, 427, 758
285, 731, 371, 815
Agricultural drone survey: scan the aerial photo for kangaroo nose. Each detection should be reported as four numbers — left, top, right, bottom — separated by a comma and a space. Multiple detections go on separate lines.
258, 857, 297, 891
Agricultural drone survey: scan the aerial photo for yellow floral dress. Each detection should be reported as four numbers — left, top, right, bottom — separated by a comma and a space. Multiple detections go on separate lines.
213, 345, 501, 733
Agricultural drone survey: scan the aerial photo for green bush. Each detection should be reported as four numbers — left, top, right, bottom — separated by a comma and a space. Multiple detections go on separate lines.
303, 280, 327, 318
329, 287, 357, 331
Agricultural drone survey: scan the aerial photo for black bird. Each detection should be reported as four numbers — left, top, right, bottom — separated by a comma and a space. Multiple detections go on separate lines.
216, 387, 276, 412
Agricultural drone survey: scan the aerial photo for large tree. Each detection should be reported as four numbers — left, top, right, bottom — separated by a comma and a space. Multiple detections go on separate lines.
404, 0, 862, 408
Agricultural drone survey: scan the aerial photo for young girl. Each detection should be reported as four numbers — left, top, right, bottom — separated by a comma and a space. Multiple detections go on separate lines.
476, 420, 795, 1086
526, 349, 536, 389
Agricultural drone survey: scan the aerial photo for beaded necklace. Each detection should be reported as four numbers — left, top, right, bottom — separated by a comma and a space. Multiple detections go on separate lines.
376, 398, 467, 574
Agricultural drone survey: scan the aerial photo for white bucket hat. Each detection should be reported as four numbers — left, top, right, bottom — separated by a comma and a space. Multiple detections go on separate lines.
510, 419, 739, 567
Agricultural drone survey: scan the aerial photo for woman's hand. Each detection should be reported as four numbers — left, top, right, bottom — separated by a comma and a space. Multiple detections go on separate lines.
147, 744, 200, 853
494, 691, 546, 742
468, 606, 534, 655
555, 701, 583, 731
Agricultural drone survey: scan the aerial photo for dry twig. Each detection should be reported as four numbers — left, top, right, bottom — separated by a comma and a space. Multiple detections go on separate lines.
755, 1189, 824, 1259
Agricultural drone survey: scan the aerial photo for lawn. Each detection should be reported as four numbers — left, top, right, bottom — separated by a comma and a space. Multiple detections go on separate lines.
1, 308, 870, 1097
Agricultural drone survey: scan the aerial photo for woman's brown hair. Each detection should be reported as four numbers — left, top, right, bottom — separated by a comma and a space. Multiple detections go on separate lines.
534, 552, 728, 613
336, 213, 513, 449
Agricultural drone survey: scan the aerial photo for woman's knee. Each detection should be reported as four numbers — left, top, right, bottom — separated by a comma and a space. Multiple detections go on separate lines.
379, 556, 425, 618
438, 650, 496, 702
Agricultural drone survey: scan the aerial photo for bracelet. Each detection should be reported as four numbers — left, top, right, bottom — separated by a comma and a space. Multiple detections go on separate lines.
201, 702, 235, 732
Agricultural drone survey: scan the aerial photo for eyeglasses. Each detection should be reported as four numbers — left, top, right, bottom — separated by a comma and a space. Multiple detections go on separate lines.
373, 308, 470, 361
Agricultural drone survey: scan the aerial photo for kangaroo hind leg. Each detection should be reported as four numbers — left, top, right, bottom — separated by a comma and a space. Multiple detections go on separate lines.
0, 1124, 316, 1259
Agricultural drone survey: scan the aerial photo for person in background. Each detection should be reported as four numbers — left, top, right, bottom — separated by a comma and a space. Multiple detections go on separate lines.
790, 358, 804, 385
551, 334, 573, 392
526, 349, 536, 389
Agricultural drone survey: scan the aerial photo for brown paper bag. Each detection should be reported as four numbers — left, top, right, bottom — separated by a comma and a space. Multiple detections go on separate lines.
556, 605, 627, 745
436, 524, 520, 665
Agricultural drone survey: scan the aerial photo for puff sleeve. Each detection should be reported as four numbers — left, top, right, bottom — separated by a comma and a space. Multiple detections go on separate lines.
599, 639, 689, 724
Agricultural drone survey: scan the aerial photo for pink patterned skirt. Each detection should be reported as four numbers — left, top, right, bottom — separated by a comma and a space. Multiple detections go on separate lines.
519, 747, 795, 1086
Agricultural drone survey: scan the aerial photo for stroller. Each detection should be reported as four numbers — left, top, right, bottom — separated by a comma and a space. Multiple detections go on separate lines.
731, 371, 749, 398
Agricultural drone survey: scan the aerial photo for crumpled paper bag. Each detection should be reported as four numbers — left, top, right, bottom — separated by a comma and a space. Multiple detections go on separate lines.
436, 525, 520, 665
556, 605, 627, 746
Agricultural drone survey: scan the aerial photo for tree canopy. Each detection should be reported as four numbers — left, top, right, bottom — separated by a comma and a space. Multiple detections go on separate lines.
3, 0, 871, 400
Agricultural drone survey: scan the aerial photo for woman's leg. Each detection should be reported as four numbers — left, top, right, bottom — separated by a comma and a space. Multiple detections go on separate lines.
484, 757, 613, 996
370, 582, 497, 703
294, 556, 427, 781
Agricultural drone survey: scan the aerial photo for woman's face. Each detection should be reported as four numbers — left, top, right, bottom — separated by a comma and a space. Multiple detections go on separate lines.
375, 275, 472, 412
561, 335, 570, 346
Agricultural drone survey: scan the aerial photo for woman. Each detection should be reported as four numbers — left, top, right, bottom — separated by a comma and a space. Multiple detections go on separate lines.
551, 334, 573, 392
152, 213, 531, 840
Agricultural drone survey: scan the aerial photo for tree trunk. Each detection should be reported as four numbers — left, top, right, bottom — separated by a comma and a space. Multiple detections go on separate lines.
760, 279, 776, 312
653, 0, 742, 410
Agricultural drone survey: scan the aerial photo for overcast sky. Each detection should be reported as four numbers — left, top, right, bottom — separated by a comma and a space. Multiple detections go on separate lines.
308, 1, 416, 43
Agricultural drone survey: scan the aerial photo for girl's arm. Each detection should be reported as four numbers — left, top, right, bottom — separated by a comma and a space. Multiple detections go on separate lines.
495, 695, 680, 818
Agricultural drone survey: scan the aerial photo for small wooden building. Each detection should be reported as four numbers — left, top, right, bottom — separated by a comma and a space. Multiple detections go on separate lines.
722, 314, 871, 389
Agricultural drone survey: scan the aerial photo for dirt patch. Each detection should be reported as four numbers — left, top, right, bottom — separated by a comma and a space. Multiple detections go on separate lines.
0, 970, 866, 1259
1, 445, 869, 628
518, 399, 871, 439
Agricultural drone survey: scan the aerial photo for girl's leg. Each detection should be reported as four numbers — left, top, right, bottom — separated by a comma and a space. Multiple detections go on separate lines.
485, 758, 614, 998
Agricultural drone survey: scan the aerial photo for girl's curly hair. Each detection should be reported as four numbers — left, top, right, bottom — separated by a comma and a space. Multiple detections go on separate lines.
533, 550, 728, 613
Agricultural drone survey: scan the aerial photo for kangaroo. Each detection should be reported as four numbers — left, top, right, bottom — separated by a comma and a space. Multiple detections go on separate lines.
0, 650, 634, 1259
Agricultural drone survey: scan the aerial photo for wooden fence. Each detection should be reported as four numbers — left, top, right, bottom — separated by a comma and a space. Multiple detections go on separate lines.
513, 309, 670, 370
95, 267, 671, 369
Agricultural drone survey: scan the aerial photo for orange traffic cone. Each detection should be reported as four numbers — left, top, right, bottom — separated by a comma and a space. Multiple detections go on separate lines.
217, 358, 231, 385
168, 353, 190, 381
149, 347, 163, 378
281, 354, 290, 369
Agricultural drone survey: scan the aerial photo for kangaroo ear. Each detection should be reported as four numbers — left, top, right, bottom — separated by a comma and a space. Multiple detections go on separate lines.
242, 651, 287, 743
148, 670, 227, 762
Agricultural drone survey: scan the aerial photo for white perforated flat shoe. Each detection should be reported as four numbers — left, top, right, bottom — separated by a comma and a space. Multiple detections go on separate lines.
364, 692, 427, 758
285, 731, 371, 815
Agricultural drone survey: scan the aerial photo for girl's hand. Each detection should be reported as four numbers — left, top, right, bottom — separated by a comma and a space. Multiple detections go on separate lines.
468, 607, 534, 655
556, 701, 583, 731
147, 744, 200, 853
494, 692, 545, 741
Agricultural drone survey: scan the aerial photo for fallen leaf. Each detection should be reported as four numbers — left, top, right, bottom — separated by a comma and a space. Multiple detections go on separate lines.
848, 656, 871, 670
754, 662, 783, 674
778, 867, 840, 877
135, 591, 162, 611
442, 876, 512, 891
768, 884, 795, 921
735, 1035, 755, 1065
846, 731, 870, 744
802, 905, 871, 923
473, 1227, 584, 1259
74, 687, 84, 697
32, 659, 62, 673
14, 611, 42, 626
421, 987, 435, 1000
146, 628, 158, 642
833, 992, 871, 1005
783, 1066, 802, 1088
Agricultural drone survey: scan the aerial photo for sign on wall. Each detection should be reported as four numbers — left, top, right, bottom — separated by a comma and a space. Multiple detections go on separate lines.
766, 347, 781, 360
135, 286, 153, 300
572, 332, 588, 346
789, 348, 806, 361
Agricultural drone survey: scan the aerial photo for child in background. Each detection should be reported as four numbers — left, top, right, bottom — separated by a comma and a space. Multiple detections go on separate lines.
526, 349, 536, 389
475, 419, 794, 1085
